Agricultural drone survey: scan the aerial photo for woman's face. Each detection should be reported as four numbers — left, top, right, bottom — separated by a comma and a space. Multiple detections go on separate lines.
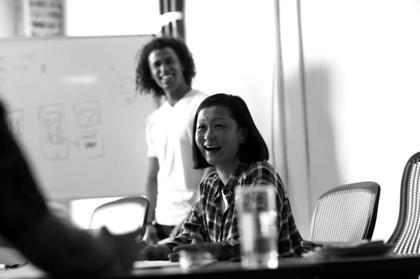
195, 106, 246, 171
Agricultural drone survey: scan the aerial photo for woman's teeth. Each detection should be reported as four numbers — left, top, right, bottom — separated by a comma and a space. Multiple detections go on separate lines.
204, 145, 221, 151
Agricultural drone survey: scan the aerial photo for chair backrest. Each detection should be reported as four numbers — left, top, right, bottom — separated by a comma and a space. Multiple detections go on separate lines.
387, 152, 420, 254
89, 196, 149, 236
310, 181, 380, 243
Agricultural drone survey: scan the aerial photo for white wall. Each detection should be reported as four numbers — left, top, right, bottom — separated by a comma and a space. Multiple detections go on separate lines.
184, 0, 311, 237
64, 0, 159, 36
301, 0, 420, 240
0, 0, 16, 37
185, 0, 276, 172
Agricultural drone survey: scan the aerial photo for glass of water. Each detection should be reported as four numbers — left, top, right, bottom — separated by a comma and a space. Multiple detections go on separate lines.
236, 184, 278, 269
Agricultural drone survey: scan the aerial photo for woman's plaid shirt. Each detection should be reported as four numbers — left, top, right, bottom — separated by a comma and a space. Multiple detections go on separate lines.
172, 161, 303, 258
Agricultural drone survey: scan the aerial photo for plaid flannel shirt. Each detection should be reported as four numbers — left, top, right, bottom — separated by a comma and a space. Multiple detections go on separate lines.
171, 160, 303, 258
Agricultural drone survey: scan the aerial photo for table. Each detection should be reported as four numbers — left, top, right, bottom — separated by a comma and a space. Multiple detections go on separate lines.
136, 254, 420, 279
128, 254, 420, 279
3, 253, 420, 279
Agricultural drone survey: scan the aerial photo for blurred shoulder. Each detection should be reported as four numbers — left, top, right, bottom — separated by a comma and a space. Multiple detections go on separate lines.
191, 89, 208, 99
242, 161, 285, 189
246, 161, 277, 176
181, 89, 208, 114
189, 89, 208, 103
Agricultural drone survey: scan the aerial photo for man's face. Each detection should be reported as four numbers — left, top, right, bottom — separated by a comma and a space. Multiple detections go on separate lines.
148, 47, 187, 92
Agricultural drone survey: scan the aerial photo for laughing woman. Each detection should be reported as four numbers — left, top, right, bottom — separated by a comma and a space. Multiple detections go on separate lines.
137, 93, 303, 261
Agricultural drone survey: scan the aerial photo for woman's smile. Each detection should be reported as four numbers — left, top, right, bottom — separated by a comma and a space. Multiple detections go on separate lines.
195, 106, 246, 171
203, 144, 221, 152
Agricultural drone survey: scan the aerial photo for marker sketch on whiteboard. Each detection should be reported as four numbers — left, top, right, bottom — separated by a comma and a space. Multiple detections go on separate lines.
73, 100, 105, 158
74, 100, 101, 127
79, 128, 105, 158
39, 104, 68, 160
111, 66, 137, 105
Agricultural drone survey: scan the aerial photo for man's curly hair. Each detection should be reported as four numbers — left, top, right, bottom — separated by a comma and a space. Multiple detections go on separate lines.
135, 37, 196, 97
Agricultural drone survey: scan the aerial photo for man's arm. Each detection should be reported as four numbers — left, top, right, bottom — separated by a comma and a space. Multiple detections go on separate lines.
143, 157, 159, 243
145, 157, 159, 223
15, 213, 139, 274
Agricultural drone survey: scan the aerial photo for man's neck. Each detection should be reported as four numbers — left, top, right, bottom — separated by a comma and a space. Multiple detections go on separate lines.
164, 85, 191, 106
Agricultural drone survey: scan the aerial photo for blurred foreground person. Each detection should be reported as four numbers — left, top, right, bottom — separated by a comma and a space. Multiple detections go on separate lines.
0, 101, 138, 276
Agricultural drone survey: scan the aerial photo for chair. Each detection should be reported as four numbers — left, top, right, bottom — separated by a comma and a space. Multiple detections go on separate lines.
89, 196, 149, 238
302, 181, 380, 250
387, 152, 420, 254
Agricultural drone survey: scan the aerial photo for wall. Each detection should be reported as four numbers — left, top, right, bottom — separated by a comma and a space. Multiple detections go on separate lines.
184, 0, 276, 158
300, 0, 420, 240
64, 0, 159, 36
0, 0, 16, 37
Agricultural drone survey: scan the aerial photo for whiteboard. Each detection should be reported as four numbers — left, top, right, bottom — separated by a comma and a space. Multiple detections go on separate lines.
0, 35, 156, 200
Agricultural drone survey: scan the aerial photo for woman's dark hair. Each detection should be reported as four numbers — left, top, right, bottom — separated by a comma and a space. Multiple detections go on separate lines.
135, 37, 196, 97
192, 93, 269, 169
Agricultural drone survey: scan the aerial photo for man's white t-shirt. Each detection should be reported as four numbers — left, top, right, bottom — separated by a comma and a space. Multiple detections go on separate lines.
145, 89, 207, 225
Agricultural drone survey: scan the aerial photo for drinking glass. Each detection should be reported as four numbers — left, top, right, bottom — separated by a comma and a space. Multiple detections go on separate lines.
236, 185, 278, 269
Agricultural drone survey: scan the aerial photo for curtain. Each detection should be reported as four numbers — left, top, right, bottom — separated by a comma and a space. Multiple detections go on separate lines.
159, 0, 185, 40
272, 0, 311, 237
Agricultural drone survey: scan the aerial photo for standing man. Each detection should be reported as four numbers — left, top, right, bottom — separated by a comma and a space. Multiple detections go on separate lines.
135, 37, 207, 243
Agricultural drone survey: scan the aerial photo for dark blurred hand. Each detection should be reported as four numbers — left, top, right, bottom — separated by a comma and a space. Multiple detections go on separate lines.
143, 224, 159, 245
136, 241, 171, 261
96, 227, 140, 272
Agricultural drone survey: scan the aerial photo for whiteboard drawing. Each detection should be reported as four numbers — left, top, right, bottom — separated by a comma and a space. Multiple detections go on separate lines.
73, 100, 105, 158
7, 109, 24, 137
111, 66, 137, 105
73, 100, 101, 127
39, 104, 68, 160
78, 128, 105, 158
0, 35, 155, 199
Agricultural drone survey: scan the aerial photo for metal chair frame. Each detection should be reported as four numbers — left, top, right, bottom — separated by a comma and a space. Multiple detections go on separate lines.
308, 181, 380, 245
387, 152, 420, 254
89, 196, 149, 237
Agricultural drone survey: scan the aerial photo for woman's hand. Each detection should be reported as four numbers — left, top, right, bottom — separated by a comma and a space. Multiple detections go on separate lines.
143, 224, 159, 245
136, 241, 171, 261
169, 233, 208, 261
169, 233, 235, 261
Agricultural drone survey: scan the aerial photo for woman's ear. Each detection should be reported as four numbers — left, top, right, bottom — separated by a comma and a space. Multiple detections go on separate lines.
239, 128, 247, 144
